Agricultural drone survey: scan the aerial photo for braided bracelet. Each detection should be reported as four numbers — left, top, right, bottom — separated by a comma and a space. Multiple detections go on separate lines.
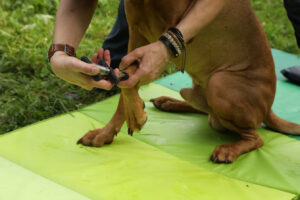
163, 32, 182, 55
168, 27, 185, 50
168, 30, 183, 51
159, 27, 186, 73
159, 34, 180, 57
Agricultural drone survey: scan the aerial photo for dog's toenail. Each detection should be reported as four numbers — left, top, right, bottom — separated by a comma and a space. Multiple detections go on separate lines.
105, 140, 113, 145
143, 101, 146, 109
114, 129, 119, 136
77, 138, 83, 144
128, 128, 133, 136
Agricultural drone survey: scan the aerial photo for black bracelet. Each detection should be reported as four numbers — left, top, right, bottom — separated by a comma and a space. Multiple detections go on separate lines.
159, 35, 180, 57
168, 27, 185, 50
168, 27, 186, 73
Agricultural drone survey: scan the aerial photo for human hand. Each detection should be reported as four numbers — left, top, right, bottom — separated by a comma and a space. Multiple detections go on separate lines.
50, 48, 119, 90
118, 41, 170, 88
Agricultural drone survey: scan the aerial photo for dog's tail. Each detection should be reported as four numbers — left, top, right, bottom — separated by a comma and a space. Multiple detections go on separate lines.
264, 110, 300, 135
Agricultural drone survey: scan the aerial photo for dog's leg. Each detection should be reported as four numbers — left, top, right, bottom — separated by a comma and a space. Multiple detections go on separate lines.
206, 71, 268, 163
122, 86, 147, 134
119, 65, 147, 134
77, 95, 125, 147
77, 70, 147, 145
210, 129, 264, 163
208, 113, 227, 132
120, 7, 150, 134
150, 96, 204, 113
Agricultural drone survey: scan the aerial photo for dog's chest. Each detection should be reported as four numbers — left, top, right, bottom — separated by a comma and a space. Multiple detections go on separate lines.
125, 0, 192, 42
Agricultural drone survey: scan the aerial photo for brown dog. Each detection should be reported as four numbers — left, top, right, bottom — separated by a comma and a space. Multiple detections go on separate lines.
78, 0, 300, 163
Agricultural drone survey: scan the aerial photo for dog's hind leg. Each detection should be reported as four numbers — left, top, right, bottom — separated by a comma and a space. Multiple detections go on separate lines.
210, 128, 264, 163
206, 72, 267, 163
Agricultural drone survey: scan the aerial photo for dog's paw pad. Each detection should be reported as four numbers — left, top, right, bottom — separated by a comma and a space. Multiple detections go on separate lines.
210, 145, 237, 163
77, 128, 114, 147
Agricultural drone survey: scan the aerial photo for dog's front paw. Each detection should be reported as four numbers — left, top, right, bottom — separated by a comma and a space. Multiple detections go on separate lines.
77, 128, 117, 147
124, 98, 147, 135
210, 145, 238, 163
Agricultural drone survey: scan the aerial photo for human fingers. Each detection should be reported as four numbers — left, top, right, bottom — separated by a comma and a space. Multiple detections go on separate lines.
92, 79, 114, 90
50, 52, 99, 76
69, 57, 100, 76
90, 68, 119, 90
113, 68, 120, 77
104, 49, 111, 66
67, 71, 114, 91
75, 73, 96, 90
97, 48, 104, 62
119, 49, 142, 70
117, 67, 146, 88
91, 53, 98, 63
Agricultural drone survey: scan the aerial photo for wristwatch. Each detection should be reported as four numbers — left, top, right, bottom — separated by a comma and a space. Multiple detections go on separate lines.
46, 44, 76, 62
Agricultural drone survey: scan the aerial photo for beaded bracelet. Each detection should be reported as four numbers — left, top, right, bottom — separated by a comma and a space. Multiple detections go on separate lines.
159, 34, 180, 57
159, 27, 186, 72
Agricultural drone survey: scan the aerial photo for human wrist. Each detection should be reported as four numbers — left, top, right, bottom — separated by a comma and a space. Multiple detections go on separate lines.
51, 51, 68, 60
157, 40, 172, 61
159, 28, 186, 58
46, 43, 76, 62
158, 28, 186, 72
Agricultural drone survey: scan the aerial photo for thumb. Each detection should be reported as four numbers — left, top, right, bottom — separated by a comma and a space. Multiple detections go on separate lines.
119, 49, 142, 70
70, 58, 100, 76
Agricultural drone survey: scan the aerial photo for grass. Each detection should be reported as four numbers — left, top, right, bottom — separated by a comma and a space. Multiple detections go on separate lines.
0, 0, 298, 134
252, 0, 299, 54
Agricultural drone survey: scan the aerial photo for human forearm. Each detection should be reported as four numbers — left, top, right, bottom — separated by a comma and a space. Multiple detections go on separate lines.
53, 0, 98, 49
176, 0, 227, 42
51, 0, 119, 91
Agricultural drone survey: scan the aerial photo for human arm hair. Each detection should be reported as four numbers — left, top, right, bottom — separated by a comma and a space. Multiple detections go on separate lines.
53, 0, 98, 49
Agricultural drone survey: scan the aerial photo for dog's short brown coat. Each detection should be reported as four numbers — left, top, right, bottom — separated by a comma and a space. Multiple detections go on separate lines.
78, 0, 300, 163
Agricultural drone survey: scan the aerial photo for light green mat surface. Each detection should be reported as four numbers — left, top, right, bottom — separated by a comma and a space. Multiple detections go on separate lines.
80, 82, 300, 195
0, 157, 89, 200
0, 111, 294, 200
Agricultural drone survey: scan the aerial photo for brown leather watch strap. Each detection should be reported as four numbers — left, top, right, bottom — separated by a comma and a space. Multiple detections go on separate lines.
46, 44, 76, 62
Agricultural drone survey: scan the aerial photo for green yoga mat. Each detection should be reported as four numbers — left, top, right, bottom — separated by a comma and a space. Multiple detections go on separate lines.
0, 111, 295, 200
80, 82, 300, 195
0, 157, 89, 200
0, 48, 299, 200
